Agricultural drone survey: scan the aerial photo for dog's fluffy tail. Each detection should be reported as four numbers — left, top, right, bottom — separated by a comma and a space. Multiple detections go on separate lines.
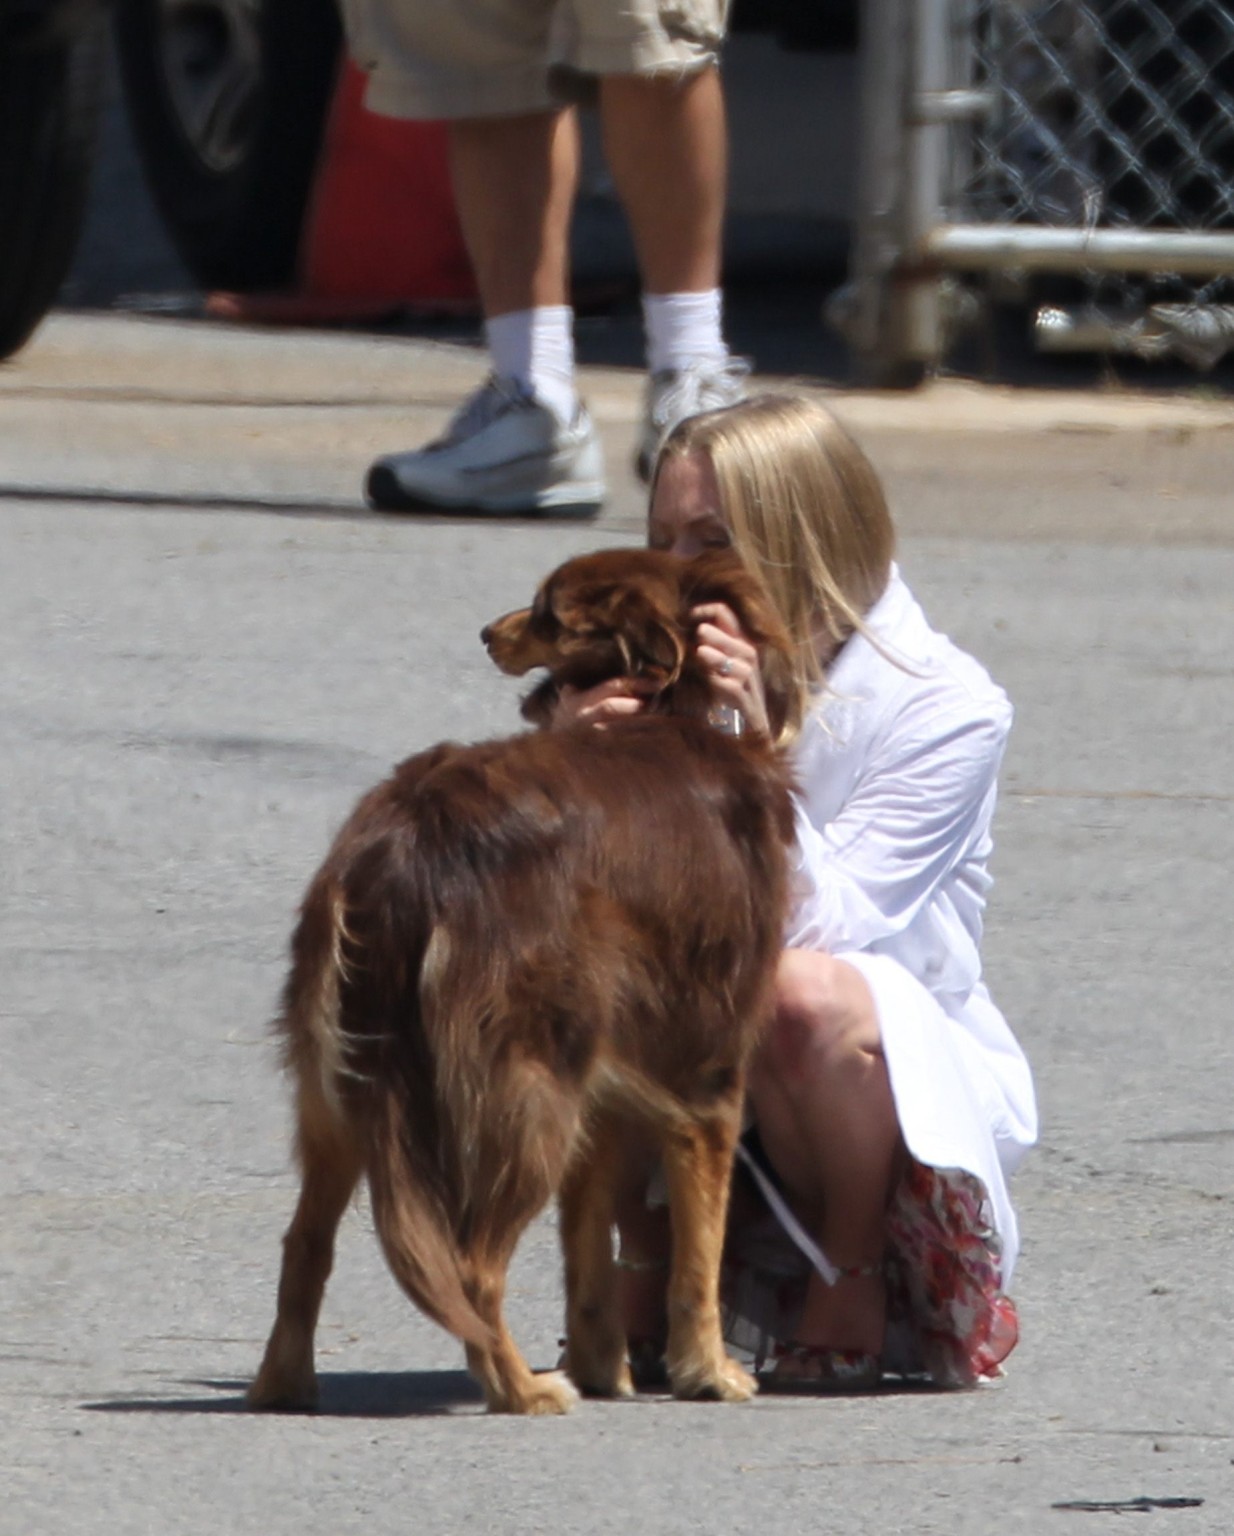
279, 874, 492, 1350
280, 875, 354, 1118
365, 1093, 492, 1349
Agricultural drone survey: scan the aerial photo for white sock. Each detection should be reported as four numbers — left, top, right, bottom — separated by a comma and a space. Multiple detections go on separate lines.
642, 290, 729, 376
485, 306, 578, 424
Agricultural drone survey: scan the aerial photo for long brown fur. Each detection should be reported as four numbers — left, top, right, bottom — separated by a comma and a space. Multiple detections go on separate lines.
248, 549, 797, 1415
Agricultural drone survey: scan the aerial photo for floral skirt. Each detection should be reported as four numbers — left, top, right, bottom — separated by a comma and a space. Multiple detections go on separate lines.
721, 1154, 1020, 1388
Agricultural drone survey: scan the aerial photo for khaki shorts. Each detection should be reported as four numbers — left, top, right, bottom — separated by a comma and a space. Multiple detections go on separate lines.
342, 0, 730, 120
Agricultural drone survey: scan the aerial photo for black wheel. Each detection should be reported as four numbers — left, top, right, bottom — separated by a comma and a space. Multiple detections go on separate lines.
0, 6, 106, 360
113, 0, 342, 290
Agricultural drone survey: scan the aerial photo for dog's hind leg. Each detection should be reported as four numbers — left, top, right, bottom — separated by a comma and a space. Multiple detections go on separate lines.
559, 1119, 635, 1399
661, 1101, 757, 1403
458, 1086, 583, 1416
461, 1249, 580, 1416
248, 1095, 362, 1412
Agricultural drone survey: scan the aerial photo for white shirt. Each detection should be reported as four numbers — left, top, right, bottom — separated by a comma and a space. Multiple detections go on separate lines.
783, 567, 1038, 1271
788, 567, 1007, 996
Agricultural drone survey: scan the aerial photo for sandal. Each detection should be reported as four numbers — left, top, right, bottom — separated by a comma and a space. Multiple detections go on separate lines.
758, 1258, 886, 1395
760, 1341, 882, 1395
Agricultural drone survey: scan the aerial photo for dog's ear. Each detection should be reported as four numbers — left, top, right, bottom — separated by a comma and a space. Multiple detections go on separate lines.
684, 550, 796, 738
615, 587, 688, 684
683, 550, 785, 649
555, 580, 687, 687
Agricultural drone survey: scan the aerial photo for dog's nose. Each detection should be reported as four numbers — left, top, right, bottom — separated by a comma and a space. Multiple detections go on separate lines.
480, 623, 493, 647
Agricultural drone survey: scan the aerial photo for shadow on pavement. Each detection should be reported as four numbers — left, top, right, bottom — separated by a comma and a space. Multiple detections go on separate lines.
82, 1370, 485, 1417
0, 485, 368, 517
81, 1367, 947, 1417
0, 485, 609, 525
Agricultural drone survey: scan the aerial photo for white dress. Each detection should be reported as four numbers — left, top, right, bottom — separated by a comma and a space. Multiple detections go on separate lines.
727, 566, 1038, 1382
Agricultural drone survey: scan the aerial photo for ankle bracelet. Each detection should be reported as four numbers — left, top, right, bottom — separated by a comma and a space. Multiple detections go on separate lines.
832, 1260, 885, 1281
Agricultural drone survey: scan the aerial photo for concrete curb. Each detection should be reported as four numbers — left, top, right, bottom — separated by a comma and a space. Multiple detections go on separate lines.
8, 314, 1234, 440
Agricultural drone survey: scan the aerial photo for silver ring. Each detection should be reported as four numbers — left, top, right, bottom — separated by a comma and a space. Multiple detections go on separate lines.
719, 657, 732, 677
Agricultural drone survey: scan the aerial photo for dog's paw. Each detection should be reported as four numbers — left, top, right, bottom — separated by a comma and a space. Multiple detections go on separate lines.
569, 1359, 636, 1400
670, 1353, 758, 1404
246, 1362, 319, 1413
512, 1369, 581, 1416
561, 1338, 637, 1400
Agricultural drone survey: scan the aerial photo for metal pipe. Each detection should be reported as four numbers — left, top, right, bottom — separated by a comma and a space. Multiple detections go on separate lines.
924, 224, 1234, 275
1035, 302, 1234, 369
908, 88, 996, 125
902, 0, 954, 356
905, 0, 951, 246
847, 0, 913, 374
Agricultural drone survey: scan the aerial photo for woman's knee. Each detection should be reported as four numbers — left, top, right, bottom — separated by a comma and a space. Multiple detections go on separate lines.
760, 951, 881, 1086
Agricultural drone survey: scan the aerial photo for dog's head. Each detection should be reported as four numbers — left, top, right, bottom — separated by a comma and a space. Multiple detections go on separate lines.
481, 548, 794, 737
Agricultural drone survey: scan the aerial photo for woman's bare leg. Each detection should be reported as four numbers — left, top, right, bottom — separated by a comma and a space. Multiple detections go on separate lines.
747, 950, 903, 1354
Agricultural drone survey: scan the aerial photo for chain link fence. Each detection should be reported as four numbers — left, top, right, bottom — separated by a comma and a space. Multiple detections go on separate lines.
846, 0, 1234, 380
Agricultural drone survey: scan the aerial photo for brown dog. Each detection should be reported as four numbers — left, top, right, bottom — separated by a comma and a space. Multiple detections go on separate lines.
248, 548, 796, 1415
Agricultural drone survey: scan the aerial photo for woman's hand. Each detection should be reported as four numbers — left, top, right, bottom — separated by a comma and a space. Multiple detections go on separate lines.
691, 601, 772, 737
550, 677, 653, 729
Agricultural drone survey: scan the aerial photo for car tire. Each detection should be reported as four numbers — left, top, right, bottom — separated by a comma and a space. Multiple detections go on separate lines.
0, 8, 106, 361
113, 0, 342, 291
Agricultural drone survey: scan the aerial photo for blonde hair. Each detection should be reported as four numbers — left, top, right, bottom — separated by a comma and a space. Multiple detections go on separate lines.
654, 393, 896, 734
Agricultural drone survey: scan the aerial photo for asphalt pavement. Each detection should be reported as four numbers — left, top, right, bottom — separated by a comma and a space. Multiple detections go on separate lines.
2, 312, 1233, 1535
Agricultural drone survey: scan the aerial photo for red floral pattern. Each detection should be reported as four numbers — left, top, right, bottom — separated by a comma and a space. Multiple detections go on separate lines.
884, 1160, 1019, 1386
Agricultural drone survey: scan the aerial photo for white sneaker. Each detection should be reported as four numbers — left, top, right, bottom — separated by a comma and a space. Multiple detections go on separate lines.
366, 375, 606, 516
635, 357, 751, 482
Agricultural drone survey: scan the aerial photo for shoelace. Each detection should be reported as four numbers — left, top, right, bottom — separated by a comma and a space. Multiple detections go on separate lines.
651, 357, 752, 430
430, 374, 533, 450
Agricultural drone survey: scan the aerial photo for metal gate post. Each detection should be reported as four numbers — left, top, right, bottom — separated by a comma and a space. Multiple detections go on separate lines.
849, 0, 992, 383
848, 0, 923, 386
900, 0, 954, 367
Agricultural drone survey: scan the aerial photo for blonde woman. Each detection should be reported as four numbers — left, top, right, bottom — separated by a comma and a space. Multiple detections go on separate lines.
557, 394, 1037, 1392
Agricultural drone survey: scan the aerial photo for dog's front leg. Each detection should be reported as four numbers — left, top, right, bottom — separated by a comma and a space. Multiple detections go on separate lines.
558, 1122, 634, 1399
661, 1101, 757, 1403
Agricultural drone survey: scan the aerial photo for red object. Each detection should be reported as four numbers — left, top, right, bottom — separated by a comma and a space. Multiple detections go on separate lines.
302, 60, 477, 308
208, 59, 478, 324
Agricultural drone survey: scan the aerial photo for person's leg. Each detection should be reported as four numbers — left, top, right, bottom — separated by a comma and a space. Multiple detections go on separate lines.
445, 108, 578, 423
610, 1129, 670, 1346
365, 106, 605, 514
599, 68, 725, 296
449, 107, 578, 317
599, 66, 748, 476
747, 949, 904, 1359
